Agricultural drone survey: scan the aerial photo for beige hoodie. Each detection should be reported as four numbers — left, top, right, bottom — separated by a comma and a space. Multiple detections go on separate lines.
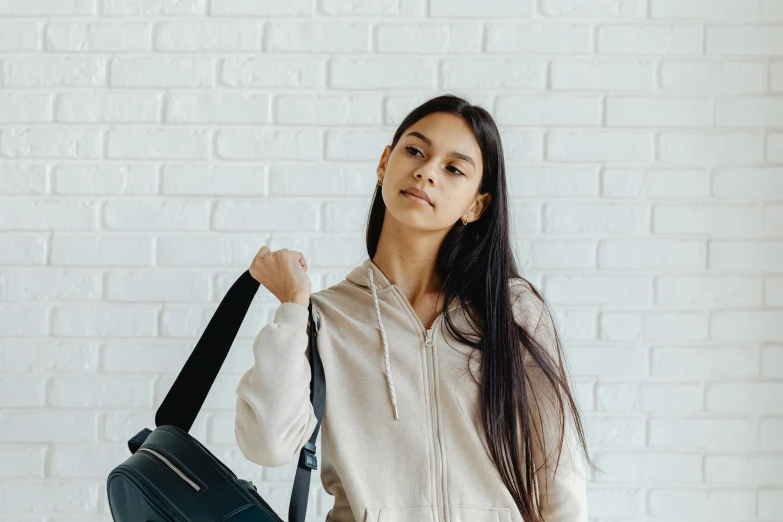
235, 257, 588, 522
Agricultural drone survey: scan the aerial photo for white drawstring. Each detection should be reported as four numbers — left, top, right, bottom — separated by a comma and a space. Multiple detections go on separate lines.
368, 266, 399, 420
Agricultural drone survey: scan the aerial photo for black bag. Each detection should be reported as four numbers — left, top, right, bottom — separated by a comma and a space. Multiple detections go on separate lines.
106, 270, 325, 522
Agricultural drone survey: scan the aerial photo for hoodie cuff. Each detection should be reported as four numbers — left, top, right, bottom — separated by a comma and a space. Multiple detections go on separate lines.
274, 301, 310, 325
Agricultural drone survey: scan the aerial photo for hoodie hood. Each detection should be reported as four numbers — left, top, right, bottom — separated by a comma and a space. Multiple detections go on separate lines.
345, 257, 393, 291
345, 257, 468, 305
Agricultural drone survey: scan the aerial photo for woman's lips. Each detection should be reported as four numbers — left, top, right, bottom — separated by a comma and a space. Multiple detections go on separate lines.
401, 190, 432, 206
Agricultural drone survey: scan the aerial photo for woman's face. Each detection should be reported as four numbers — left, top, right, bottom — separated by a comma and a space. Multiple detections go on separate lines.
377, 111, 492, 232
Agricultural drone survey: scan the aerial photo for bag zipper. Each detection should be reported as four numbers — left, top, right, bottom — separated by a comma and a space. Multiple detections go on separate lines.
391, 284, 446, 522
138, 447, 201, 492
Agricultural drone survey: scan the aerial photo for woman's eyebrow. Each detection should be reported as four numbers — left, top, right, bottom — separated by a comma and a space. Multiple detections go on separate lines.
404, 131, 475, 168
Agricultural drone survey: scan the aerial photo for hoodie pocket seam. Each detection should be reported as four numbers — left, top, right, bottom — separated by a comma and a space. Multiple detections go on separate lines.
451, 504, 512, 522
364, 506, 432, 522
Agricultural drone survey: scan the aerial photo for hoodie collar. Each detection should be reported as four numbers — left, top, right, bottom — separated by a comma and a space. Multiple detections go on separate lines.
346, 257, 469, 311
346, 257, 393, 292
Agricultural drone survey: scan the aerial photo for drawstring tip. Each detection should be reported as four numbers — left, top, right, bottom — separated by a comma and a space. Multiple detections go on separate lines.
393, 404, 398, 420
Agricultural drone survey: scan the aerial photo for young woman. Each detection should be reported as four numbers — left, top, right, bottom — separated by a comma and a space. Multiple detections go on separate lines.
235, 94, 595, 522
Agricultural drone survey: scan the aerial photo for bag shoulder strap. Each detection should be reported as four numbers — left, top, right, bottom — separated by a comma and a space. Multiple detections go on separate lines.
289, 296, 325, 522
155, 269, 261, 431
151, 269, 325, 522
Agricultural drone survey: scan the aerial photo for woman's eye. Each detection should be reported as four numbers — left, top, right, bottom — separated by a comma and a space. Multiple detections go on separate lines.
405, 146, 464, 176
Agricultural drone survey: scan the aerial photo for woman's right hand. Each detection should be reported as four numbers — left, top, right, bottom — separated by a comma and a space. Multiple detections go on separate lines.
249, 246, 311, 306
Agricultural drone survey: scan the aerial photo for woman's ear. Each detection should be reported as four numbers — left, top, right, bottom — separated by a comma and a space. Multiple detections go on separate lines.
470, 192, 493, 221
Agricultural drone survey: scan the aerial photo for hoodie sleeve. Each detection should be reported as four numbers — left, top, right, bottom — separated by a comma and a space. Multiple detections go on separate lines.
511, 282, 589, 522
234, 301, 319, 468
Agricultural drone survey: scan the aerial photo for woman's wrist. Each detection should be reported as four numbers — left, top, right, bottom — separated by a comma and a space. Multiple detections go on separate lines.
287, 292, 310, 308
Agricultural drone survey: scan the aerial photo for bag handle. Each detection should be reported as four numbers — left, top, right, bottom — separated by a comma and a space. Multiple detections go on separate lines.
153, 269, 325, 522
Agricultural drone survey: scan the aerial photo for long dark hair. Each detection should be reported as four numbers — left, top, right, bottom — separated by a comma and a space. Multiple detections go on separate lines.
365, 94, 599, 520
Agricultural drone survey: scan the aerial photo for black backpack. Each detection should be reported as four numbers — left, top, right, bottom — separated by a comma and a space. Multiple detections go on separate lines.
106, 270, 325, 522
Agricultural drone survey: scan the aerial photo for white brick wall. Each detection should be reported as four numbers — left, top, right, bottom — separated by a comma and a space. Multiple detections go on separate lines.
0, 1, 781, 520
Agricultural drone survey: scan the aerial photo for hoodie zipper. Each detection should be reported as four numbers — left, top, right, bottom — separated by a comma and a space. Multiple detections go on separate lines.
391, 284, 446, 522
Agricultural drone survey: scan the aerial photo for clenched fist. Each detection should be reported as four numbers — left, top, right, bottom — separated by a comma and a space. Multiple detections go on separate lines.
249, 247, 311, 307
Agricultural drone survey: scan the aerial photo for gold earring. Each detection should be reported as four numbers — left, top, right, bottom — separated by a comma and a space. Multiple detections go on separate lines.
462, 218, 468, 225
377, 179, 382, 186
